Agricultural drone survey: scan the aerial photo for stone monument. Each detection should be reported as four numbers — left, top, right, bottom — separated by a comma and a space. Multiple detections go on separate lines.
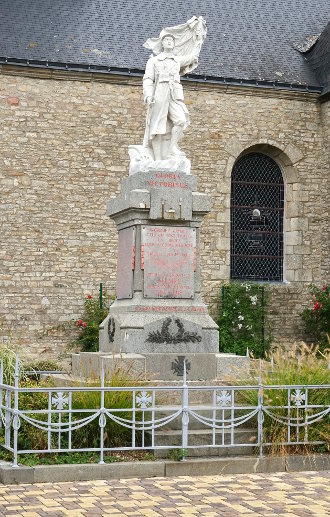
72, 17, 249, 381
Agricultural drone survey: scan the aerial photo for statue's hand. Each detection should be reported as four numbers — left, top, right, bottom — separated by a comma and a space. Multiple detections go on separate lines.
146, 97, 154, 105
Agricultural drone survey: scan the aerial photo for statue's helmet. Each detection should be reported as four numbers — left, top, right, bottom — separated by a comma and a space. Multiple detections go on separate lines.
161, 33, 175, 44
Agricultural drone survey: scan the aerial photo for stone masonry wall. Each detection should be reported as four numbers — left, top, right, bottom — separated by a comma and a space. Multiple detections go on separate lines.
0, 69, 328, 363
320, 100, 330, 282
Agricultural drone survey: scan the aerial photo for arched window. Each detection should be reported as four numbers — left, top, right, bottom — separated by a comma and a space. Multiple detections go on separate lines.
230, 152, 284, 281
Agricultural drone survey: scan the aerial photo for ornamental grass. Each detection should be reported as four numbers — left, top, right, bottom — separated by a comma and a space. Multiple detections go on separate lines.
244, 343, 330, 454
0, 360, 144, 460
70, 364, 143, 450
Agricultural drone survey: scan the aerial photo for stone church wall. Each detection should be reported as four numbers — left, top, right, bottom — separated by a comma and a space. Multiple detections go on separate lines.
0, 69, 328, 362
320, 100, 330, 282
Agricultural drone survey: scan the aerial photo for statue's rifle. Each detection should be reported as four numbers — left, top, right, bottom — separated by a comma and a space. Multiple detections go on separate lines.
143, 70, 159, 147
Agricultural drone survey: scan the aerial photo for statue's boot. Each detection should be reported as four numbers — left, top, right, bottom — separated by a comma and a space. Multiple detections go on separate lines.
169, 144, 186, 157
151, 135, 163, 161
168, 125, 185, 157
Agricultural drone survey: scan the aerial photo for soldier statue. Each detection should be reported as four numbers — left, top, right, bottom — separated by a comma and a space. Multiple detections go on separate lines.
129, 16, 207, 170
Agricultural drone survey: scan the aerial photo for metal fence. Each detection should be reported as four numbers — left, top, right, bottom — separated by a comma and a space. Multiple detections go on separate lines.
0, 358, 329, 468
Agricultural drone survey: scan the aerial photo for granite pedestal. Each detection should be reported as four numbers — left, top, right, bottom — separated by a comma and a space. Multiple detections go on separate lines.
73, 163, 248, 381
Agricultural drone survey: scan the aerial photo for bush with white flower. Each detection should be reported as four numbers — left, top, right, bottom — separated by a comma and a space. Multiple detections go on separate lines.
217, 282, 272, 358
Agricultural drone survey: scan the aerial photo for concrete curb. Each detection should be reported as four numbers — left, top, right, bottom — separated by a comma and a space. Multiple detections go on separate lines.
0, 454, 329, 484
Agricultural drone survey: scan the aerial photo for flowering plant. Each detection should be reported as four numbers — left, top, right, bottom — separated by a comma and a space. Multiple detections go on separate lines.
217, 282, 271, 358
72, 292, 112, 352
301, 284, 329, 350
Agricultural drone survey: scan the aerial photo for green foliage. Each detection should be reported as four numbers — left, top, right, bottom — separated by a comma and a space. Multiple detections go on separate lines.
167, 448, 186, 461
0, 343, 28, 385
0, 449, 155, 466
0, 365, 143, 458
301, 284, 329, 351
0, 344, 18, 385
23, 359, 64, 381
72, 292, 113, 352
243, 344, 330, 454
70, 367, 142, 449
17, 379, 50, 451
217, 282, 271, 358
24, 359, 62, 372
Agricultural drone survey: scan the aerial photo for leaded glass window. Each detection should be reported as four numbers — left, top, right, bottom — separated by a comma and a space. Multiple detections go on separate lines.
230, 152, 284, 281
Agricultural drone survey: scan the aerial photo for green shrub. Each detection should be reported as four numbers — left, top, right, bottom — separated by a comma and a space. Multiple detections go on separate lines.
22, 359, 64, 381
301, 284, 329, 351
72, 292, 113, 352
17, 379, 51, 451
244, 343, 330, 454
70, 366, 142, 449
217, 282, 271, 358
0, 449, 154, 466
1, 364, 142, 457
23, 359, 62, 372
0, 376, 55, 452
0, 343, 28, 385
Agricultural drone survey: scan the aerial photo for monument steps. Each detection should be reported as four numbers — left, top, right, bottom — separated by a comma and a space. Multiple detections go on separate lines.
41, 376, 259, 458
71, 351, 253, 384
42, 373, 256, 389
148, 408, 256, 431
150, 427, 258, 458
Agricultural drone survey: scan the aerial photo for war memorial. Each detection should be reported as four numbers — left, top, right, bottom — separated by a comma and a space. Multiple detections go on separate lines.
0, 9, 329, 505
72, 17, 248, 381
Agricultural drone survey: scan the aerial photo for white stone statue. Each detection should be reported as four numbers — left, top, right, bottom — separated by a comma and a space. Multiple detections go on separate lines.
129, 16, 207, 175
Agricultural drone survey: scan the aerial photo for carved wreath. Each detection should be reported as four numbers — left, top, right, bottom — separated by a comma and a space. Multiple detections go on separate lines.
146, 317, 202, 344
107, 317, 115, 343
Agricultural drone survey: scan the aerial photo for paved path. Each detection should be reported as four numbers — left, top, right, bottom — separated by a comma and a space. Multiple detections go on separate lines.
0, 471, 329, 516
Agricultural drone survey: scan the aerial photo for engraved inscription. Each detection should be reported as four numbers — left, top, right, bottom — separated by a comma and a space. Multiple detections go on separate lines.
142, 226, 195, 299
116, 227, 135, 299
134, 305, 206, 314
147, 172, 188, 190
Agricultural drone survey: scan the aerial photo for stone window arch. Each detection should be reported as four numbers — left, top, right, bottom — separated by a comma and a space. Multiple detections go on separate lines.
230, 152, 284, 281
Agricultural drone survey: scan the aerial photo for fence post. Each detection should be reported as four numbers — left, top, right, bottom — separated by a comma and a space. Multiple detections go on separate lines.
181, 360, 189, 461
257, 359, 264, 458
99, 357, 105, 464
0, 359, 10, 448
261, 286, 265, 354
4, 388, 11, 449
12, 356, 20, 468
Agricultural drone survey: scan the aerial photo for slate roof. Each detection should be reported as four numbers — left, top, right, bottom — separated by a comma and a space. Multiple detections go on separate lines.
305, 23, 330, 94
0, 0, 329, 90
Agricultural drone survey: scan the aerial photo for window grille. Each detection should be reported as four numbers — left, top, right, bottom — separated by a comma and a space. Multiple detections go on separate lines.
230, 152, 284, 281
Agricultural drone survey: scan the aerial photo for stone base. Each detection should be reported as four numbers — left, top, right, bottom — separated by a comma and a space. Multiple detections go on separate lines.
99, 297, 219, 355
128, 145, 191, 175
103, 168, 218, 359
71, 351, 250, 382
71, 352, 146, 380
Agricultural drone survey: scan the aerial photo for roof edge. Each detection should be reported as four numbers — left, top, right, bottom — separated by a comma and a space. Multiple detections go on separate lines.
0, 56, 322, 94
